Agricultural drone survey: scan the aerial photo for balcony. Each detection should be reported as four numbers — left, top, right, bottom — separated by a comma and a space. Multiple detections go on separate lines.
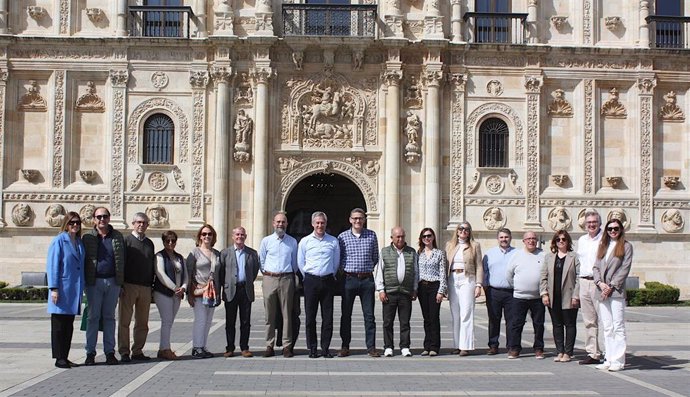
129, 6, 194, 38
646, 15, 690, 49
463, 12, 528, 44
282, 3, 377, 37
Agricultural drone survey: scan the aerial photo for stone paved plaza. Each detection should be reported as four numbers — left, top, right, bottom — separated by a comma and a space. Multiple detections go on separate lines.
1, 297, 688, 397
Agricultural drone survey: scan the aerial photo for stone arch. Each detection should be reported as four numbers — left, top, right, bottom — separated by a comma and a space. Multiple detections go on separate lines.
277, 159, 378, 213
466, 102, 525, 166
127, 97, 190, 164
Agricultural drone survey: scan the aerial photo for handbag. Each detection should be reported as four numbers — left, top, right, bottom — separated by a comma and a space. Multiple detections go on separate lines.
201, 274, 219, 307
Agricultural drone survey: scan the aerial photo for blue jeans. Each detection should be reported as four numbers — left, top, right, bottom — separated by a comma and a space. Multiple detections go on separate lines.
339, 275, 376, 350
85, 277, 120, 355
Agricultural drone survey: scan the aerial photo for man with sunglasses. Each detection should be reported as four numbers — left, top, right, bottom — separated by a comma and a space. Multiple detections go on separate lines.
575, 210, 603, 365
118, 212, 156, 363
337, 208, 381, 358
82, 207, 126, 366
482, 228, 517, 355
506, 231, 545, 359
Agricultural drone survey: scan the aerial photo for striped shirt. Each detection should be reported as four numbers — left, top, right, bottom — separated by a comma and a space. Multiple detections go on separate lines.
417, 248, 448, 295
338, 228, 379, 273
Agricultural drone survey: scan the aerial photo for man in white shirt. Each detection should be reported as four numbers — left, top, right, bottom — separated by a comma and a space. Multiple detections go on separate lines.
576, 210, 603, 365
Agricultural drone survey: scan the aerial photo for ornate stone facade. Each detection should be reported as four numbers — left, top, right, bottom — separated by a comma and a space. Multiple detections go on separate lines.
0, 1, 688, 297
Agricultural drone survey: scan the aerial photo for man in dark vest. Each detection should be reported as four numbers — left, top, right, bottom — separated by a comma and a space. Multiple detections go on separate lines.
375, 226, 419, 357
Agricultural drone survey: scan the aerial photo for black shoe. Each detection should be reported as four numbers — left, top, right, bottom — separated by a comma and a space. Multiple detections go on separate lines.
55, 359, 71, 369
202, 348, 214, 358
120, 354, 131, 363
192, 348, 205, 359
322, 350, 334, 358
66, 360, 79, 368
84, 353, 96, 366
131, 353, 151, 361
105, 353, 119, 365
308, 349, 320, 359
579, 356, 601, 365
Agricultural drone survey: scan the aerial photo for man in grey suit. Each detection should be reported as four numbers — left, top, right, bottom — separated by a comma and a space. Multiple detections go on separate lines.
220, 226, 260, 357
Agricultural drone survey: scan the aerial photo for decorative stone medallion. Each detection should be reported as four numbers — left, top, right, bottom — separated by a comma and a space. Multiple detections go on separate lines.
80, 204, 96, 228
45, 204, 66, 227
483, 207, 507, 230
548, 206, 572, 231
151, 71, 169, 91
485, 175, 504, 195
607, 208, 630, 230
148, 171, 168, 191
12, 203, 33, 226
661, 209, 684, 233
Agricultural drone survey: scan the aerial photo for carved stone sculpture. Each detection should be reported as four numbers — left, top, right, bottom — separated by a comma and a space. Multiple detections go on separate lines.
301, 81, 353, 145
146, 205, 170, 229
404, 75, 423, 109
234, 73, 253, 105
292, 51, 304, 71
601, 87, 627, 118
86, 8, 104, 23
80, 204, 96, 228
605, 16, 622, 30
404, 111, 421, 164
607, 208, 630, 230
548, 207, 572, 231
79, 170, 97, 183
353, 50, 364, 71
45, 204, 66, 227
606, 176, 623, 188
21, 169, 40, 182
551, 174, 569, 187
12, 203, 33, 226
551, 16, 567, 30
18, 80, 47, 112
548, 89, 573, 117
659, 91, 685, 121
663, 175, 680, 189
234, 109, 253, 163
661, 209, 684, 233
76, 81, 105, 113
27, 6, 46, 21
486, 80, 503, 96
483, 207, 507, 230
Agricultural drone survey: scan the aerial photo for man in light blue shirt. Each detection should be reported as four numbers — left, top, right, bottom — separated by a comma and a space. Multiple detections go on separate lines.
259, 212, 298, 358
298, 211, 340, 358
482, 228, 517, 355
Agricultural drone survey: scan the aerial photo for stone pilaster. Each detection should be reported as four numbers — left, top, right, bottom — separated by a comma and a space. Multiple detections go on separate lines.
583, 0, 593, 45
58, 0, 70, 35
423, 61, 443, 233
209, 66, 231, 246
108, 69, 129, 228
527, 0, 538, 44
115, 0, 127, 37
51, 70, 66, 189
524, 74, 543, 230
383, 51, 402, 235
639, 0, 650, 48
450, 0, 463, 43
189, 70, 209, 229
637, 76, 657, 232
448, 72, 467, 226
583, 79, 595, 194
0, 68, 7, 228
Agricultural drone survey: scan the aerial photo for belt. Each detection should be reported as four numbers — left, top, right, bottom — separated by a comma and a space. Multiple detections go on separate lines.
345, 272, 373, 279
490, 286, 514, 292
580, 276, 594, 280
305, 273, 334, 280
452, 269, 464, 274
419, 280, 439, 286
236, 281, 246, 287
262, 271, 293, 277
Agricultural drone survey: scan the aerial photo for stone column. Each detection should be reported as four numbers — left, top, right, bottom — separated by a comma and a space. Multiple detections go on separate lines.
250, 62, 273, 247
108, 69, 129, 228
0, 69, 7, 228
209, 66, 231, 246
527, 0, 538, 44
116, 0, 127, 37
51, 70, 66, 189
423, 60, 443, 233
448, 72, 467, 227
523, 75, 543, 230
383, 50, 403, 234
0, 0, 8, 35
195, 0, 208, 38
637, 76, 656, 232
639, 0, 650, 48
450, 0, 463, 43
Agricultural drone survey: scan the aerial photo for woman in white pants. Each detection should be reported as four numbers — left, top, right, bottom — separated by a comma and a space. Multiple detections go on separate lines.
593, 218, 632, 372
186, 224, 222, 359
445, 222, 484, 356
153, 230, 187, 360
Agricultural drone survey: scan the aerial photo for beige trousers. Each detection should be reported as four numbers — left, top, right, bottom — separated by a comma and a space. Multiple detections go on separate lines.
578, 278, 601, 359
262, 274, 295, 349
118, 283, 152, 356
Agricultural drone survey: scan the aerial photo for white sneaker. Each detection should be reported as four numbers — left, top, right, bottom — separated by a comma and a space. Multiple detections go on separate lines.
401, 348, 412, 357
608, 364, 624, 372
384, 348, 393, 357
595, 362, 611, 370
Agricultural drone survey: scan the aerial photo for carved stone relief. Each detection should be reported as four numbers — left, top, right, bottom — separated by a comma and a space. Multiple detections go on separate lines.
486, 80, 503, 96
45, 204, 66, 227
234, 73, 254, 105
449, 73, 467, 220
659, 91, 685, 121
485, 175, 504, 195
234, 110, 253, 162
483, 207, 507, 230
404, 111, 421, 164
151, 71, 169, 91
601, 87, 627, 118
130, 166, 144, 191
548, 206, 572, 231
21, 169, 40, 182
172, 166, 185, 190
548, 89, 573, 117
583, 0, 592, 45
18, 80, 47, 112
12, 203, 33, 226
127, 98, 190, 164
466, 103, 525, 165
639, 89, 654, 225
661, 209, 684, 233
584, 80, 594, 194
148, 171, 168, 191
607, 208, 630, 230
59, 0, 69, 34
404, 75, 423, 109
76, 81, 105, 112
190, 90, 206, 219
577, 208, 594, 230
146, 204, 169, 229
80, 204, 96, 228
53, 71, 66, 189
110, 86, 127, 218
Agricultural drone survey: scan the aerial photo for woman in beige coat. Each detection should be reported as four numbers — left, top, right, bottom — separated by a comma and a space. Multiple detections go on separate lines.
540, 231, 580, 362
445, 221, 483, 355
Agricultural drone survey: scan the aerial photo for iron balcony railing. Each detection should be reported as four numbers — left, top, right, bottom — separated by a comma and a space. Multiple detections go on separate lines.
129, 6, 194, 38
282, 3, 377, 37
646, 15, 690, 49
463, 12, 528, 44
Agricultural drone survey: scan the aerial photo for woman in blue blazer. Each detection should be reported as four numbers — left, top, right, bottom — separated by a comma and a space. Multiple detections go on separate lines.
46, 211, 86, 368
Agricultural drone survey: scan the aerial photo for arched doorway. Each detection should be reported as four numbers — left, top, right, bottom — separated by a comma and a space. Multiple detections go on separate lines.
285, 173, 366, 241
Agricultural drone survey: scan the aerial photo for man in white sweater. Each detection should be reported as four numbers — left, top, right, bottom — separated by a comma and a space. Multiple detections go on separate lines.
506, 231, 545, 359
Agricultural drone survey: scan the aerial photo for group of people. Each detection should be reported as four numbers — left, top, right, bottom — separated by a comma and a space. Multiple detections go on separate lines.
45, 207, 632, 372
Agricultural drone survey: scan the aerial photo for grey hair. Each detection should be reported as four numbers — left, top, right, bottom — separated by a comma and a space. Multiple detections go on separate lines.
584, 209, 601, 225
311, 211, 327, 223
132, 212, 149, 223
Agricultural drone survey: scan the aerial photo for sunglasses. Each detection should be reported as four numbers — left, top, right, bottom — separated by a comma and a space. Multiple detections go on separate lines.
422, 234, 433, 239
95, 214, 110, 220
68, 220, 82, 226
165, 239, 177, 244
607, 226, 621, 232
556, 237, 568, 242
351, 217, 365, 221
458, 227, 470, 232
201, 232, 213, 237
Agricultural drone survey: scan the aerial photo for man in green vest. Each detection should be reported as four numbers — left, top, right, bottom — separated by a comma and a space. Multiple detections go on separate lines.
375, 226, 419, 357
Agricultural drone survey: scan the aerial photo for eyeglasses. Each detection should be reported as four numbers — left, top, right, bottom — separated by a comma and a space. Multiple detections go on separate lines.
201, 232, 213, 237
165, 239, 177, 244
556, 237, 568, 242
422, 234, 433, 239
524, 237, 538, 241
607, 226, 620, 232
458, 227, 470, 233
95, 214, 110, 220
68, 220, 82, 226
351, 217, 364, 221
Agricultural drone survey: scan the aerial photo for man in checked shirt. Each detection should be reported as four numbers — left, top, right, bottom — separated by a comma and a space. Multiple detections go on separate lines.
337, 208, 381, 358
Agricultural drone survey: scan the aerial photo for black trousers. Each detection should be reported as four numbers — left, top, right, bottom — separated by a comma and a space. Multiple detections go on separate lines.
382, 292, 412, 349
508, 297, 545, 352
548, 305, 578, 355
51, 314, 75, 360
303, 273, 335, 352
485, 287, 515, 349
275, 291, 301, 347
417, 281, 441, 352
224, 283, 252, 352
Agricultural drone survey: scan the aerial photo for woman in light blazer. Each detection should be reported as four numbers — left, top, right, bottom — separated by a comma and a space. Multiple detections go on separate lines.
540, 230, 580, 362
445, 221, 483, 355
46, 211, 86, 368
593, 218, 633, 372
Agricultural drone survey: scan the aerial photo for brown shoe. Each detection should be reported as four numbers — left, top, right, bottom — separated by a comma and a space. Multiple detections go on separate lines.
223, 351, 235, 358
282, 347, 294, 358
578, 356, 601, 365
535, 349, 545, 360
367, 349, 381, 358
508, 350, 520, 359
459, 350, 470, 356
451, 349, 460, 355
338, 348, 350, 357
241, 350, 253, 358
264, 346, 275, 357
487, 346, 499, 355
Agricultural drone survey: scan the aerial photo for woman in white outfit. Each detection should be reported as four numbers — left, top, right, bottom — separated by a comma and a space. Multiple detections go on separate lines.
445, 222, 484, 355
186, 224, 222, 359
153, 230, 187, 360
593, 218, 632, 372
